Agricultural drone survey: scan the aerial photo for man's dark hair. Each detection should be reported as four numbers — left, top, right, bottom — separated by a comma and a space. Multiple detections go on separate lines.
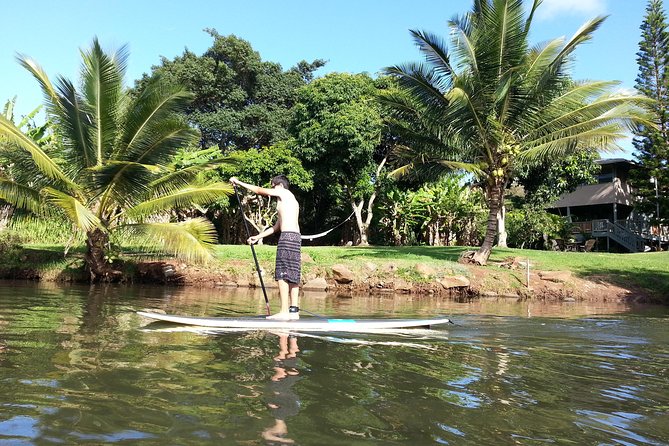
271, 174, 290, 189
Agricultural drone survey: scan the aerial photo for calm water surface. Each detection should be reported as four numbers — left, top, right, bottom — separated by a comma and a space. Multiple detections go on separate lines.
0, 282, 667, 445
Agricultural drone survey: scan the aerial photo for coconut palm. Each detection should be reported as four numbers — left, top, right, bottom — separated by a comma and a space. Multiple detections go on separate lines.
381, 0, 651, 264
0, 39, 233, 280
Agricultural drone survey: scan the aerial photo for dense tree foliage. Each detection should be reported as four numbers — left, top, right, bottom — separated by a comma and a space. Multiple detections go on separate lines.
381, 0, 650, 264
290, 72, 387, 245
375, 175, 486, 246
137, 29, 325, 151
210, 144, 313, 243
633, 0, 669, 224
0, 39, 233, 280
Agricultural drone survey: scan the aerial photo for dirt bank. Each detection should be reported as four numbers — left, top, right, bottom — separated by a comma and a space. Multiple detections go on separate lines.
127, 259, 654, 304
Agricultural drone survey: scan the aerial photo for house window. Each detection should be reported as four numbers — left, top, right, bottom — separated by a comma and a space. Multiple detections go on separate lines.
598, 173, 614, 183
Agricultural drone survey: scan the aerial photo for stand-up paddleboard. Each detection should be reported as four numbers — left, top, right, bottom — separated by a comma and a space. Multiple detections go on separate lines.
137, 311, 451, 332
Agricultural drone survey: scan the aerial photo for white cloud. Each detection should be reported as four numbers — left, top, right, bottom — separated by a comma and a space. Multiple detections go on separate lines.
536, 0, 608, 20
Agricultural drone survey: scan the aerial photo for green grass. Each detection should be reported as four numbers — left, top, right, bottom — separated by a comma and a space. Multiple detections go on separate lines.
489, 247, 669, 298
213, 244, 470, 282
213, 244, 669, 298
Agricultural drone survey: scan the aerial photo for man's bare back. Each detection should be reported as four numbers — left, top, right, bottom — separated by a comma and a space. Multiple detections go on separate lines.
273, 188, 300, 233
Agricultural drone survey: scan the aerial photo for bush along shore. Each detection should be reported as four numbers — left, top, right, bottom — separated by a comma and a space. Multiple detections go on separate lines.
0, 244, 667, 304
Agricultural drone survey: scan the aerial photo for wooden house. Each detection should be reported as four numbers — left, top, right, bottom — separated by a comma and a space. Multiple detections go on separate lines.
546, 159, 668, 252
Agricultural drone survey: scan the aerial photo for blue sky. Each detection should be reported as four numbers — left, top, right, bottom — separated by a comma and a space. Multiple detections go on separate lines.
1, 0, 647, 155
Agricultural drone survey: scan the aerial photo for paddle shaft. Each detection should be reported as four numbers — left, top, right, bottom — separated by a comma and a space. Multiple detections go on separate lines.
232, 183, 271, 315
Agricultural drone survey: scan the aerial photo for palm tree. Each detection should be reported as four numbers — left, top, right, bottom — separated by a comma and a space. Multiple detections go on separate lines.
381, 0, 651, 264
0, 39, 232, 280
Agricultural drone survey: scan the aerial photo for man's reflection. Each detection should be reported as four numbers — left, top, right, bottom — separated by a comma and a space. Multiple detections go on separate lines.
262, 333, 301, 444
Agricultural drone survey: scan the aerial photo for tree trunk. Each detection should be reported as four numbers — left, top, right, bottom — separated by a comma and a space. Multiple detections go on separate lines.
472, 182, 503, 265
497, 203, 508, 247
348, 152, 387, 246
85, 228, 122, 282
351, 200, 369, 246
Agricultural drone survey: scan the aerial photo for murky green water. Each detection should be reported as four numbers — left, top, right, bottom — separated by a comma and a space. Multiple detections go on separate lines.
0, 282, 667, 445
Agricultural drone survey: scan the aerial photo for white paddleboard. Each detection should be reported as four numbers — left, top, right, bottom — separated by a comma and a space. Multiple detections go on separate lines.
137, 311, 451, 332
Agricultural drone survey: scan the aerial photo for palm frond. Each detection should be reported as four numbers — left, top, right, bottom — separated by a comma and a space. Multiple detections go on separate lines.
519, 125, 627, 162
118, 75, 195, 162
53, 76, 96, 170
522, 39, 564, 89
385, 63, 451, 108
41, 187, 101, 232
410, 29, 457, 79
123, 183, 233, 220
447, 87, 492, 153
118, 218, 217, 263
80, 38, 127, 165
0, 179, 42, 212
16, 56, 61, 113
149, 157, 237, 195
533, 91, 653, 135
523, 0, 541, 36
93, 161, 162, 213
0, 115, 76, 188
448, 22, 478, 75
552, 16, 607, 68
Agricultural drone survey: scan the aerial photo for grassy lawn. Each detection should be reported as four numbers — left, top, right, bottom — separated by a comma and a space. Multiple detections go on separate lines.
215, 244, 669, 297
489, 247, 669, 298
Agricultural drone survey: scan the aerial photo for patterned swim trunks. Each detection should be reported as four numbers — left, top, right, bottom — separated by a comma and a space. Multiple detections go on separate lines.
275, 231, 301, 284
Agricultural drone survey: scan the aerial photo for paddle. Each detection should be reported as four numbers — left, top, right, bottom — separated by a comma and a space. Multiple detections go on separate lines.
232, 183, 271, 316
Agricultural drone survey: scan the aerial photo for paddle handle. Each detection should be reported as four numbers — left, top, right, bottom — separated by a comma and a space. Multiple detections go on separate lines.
233, 183, 271, 315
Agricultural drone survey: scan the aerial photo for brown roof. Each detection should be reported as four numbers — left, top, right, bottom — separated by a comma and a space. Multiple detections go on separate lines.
546, 179, 635, 209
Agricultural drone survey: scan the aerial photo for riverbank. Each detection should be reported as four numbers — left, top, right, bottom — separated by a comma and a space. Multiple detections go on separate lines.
1, 244, 667, 304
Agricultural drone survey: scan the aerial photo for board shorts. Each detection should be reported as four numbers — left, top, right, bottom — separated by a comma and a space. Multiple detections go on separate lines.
275, 231, 301, 284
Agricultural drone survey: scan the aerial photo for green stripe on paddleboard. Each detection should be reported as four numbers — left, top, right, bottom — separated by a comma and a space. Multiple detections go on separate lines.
327, 319, 356, 323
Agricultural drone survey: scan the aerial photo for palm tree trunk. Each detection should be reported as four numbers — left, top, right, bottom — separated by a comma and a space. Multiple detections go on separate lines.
85, 228, 122, 282
473, 182, 503, 265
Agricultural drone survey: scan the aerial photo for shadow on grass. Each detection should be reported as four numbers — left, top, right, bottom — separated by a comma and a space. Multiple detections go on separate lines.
331, 246, 467, 262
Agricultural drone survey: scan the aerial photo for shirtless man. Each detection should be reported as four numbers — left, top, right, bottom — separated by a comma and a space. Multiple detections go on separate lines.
230, 175, 301, 320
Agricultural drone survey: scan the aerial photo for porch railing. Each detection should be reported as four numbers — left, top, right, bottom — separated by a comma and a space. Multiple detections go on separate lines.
585, 219, 646, 252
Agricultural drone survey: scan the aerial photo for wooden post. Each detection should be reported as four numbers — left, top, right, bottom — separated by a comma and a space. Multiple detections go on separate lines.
526, 258, 530, 288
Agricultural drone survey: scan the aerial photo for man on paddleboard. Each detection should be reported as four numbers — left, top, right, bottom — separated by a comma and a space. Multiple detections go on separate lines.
230, 175, 301, 320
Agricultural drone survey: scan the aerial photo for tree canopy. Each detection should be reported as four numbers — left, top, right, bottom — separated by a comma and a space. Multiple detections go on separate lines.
290, 72, 386, 244
633, 0, 669, 224
137, 29, 325, 151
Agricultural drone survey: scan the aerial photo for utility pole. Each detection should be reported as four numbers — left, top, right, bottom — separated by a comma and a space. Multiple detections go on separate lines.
650, 176, 660, 220
650, 176, 660, 249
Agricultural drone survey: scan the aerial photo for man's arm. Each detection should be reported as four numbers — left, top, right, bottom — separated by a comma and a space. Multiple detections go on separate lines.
230, 177, 280, 197
248, 219, 281, 245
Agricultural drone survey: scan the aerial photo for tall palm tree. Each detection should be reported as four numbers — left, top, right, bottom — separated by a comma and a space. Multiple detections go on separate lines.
381, 0, 651, 264
0, 39, 232, 280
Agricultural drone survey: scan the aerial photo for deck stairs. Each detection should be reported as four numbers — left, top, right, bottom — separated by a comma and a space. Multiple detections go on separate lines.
591, 219, 645, 253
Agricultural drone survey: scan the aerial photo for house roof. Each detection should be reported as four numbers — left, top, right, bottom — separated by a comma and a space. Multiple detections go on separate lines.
546, 180, 636, 209
595, 158, 637, 166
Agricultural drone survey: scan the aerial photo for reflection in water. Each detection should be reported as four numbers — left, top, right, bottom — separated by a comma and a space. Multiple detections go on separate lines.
0, 281, 667, 445
263, 333, 301, 444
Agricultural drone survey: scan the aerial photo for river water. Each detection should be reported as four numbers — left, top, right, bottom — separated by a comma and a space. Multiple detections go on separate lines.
0, 282, 667, 445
